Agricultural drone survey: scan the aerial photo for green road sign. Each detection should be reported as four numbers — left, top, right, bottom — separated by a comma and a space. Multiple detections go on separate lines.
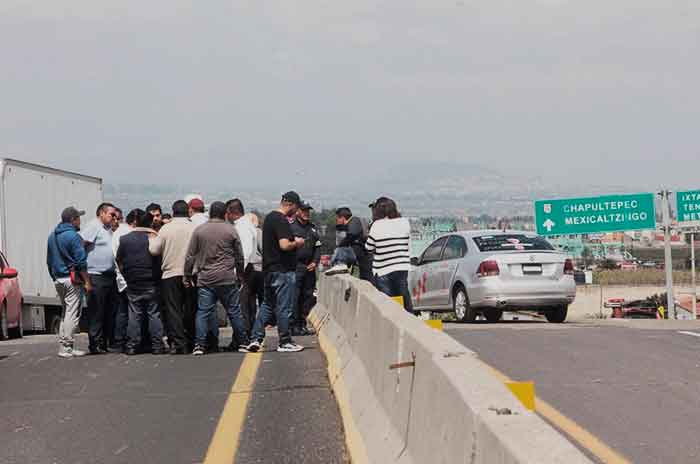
535, 193, 657, 236
676, 190, 700, 224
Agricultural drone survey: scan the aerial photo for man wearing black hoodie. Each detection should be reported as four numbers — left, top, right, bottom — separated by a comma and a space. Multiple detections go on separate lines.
47, 207, 92, 358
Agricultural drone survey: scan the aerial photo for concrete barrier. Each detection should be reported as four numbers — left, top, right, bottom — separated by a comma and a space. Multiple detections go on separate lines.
309, 275, 592, 464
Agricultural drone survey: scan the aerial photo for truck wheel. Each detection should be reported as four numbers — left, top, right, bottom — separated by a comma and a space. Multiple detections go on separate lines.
0, 303, 8, 340
453, 286, 477, 323
8, 304, 23, 339
484, 309, 503, 323
546, 305, 568, 323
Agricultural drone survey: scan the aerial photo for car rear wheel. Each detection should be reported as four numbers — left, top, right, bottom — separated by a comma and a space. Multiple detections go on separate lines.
484, 309, 503, 323
453, 286, 477, 323
8, 304, 23, 339
545, 305, 568, 323
0, 302, 8, 340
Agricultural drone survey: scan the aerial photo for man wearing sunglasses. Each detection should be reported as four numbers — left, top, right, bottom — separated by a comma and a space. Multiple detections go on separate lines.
80, 202, 119, 354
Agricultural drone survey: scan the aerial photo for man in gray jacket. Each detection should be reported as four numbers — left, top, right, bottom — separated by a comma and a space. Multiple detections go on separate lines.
184, 202, 248, 356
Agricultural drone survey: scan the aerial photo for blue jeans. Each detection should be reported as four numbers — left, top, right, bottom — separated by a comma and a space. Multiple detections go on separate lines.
374, 271, 414, 313
251, 271, 296, 345
330, 247, 356, 267
126, 287, 163, 350
197, 285, 248, 349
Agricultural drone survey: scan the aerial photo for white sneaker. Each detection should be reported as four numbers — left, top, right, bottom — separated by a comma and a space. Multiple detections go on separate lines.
277, 342, 304, 353
58, 347, 73, 358
71, 349, 87, 357
192, 345, 205, 356
325, 264, 349, 276
238, 346, 250, 353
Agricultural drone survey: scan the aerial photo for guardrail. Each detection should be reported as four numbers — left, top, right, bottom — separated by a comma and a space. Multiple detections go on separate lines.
309, 274, 591, 464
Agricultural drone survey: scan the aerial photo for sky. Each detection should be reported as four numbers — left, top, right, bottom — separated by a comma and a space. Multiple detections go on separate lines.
1, 1, 698, 190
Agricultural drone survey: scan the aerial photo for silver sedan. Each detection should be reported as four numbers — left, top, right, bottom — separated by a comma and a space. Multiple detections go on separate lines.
409, 230, 576, 323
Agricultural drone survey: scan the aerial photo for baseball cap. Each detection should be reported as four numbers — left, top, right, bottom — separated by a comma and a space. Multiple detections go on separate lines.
61, 206, 85, 223
282, 191, 302, 205
188, 198, 205, 211
300, 201, 313, 211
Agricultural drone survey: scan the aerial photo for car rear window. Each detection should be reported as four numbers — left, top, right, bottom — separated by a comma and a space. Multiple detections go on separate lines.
472, 234, 554, 252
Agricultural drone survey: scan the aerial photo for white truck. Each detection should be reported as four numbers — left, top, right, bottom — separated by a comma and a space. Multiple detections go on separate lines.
0, 158, 103, 334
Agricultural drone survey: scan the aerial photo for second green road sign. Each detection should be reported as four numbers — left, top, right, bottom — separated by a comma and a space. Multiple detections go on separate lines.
676, 190, 700, 224
535, 193, 657, 236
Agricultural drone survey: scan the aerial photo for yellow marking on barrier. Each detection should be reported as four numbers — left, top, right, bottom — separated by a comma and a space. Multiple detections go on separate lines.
425, 319, 443, 331
203, 353, 263, 464
480, 360, 631, 464
505, 381, 535, 411
391, 296, 404, 307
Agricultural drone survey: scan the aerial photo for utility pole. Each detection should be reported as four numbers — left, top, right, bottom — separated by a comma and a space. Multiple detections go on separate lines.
660, 190, 675, 319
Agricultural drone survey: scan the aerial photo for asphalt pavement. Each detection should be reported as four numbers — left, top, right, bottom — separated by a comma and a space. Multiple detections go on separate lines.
446, 319, 700, 464
0, 330, 346, 464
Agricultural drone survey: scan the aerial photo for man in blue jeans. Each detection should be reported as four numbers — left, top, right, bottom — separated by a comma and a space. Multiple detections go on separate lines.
184, 201, 248, 356
247, 191, 307, 353
115, 210, 165, 355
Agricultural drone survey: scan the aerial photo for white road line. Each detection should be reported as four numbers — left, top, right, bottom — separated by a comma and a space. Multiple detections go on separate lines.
678, 331, 700, 338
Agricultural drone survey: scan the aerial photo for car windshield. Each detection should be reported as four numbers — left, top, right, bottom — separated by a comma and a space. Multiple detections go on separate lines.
472, 234, 554, 252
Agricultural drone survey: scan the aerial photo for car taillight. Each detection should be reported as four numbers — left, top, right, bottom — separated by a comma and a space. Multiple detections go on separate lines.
478, 260, 500, 277
564, 259, 574, 275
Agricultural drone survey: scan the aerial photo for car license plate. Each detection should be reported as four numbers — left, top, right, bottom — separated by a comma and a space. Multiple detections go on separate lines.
522, 264, 542, 274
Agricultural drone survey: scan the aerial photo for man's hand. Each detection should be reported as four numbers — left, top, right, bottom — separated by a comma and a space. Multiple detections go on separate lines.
183, 277, 192, 288
84, 280, 93, 293
294, 237, 305, 248
306, 262, 317, 272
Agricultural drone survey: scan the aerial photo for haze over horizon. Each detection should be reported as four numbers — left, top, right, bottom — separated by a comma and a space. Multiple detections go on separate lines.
2, 1, 698, 191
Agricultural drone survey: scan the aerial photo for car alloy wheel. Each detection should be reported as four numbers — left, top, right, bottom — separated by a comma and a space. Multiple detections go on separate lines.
453, 287, 476, 323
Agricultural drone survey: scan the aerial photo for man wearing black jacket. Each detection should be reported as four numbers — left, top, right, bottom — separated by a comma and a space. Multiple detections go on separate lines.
290, 203, 322, 336
334, 207, 371, 281
116, 210, 164, 355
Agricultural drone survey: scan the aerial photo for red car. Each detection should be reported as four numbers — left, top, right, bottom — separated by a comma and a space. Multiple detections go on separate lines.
0, 250, 22, 339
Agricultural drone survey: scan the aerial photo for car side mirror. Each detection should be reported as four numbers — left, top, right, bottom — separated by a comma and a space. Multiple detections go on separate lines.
0, 267, 18, 279
410, 257, 420, 267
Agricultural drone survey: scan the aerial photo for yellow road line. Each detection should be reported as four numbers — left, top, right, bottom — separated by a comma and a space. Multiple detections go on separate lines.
204, 353, 263, 464
480, 360, 631, 464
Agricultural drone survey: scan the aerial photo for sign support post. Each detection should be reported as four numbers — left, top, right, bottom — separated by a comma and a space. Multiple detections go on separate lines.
660, 190, 675, 319
692, 232, 697, 320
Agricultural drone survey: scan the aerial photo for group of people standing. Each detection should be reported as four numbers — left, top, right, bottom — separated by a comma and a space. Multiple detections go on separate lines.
47, 191, 321, 358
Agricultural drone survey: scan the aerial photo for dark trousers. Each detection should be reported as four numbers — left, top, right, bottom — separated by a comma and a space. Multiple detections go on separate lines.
374, 270, 414, 313
161, 276, 197, 351
240, 267, 264, 336
251, 271, 296, 345
87, 273, 118, 350
126, 287, 163, 351
112, 291, 129, 348
293, 267, 317, 328
352, 246, 373, 282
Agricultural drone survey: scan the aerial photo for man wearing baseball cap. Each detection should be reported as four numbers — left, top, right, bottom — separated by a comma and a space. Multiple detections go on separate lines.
47, 206, 91, 358
247, 191, 307, 353
188, 197, 208, 228
290, 202, 322, 336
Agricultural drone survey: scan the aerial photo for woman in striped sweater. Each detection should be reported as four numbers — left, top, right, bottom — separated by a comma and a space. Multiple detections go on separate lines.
365, 197, 413, 313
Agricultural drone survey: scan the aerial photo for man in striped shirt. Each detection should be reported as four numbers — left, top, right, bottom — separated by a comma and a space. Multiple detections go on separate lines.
365, 197, 413, 313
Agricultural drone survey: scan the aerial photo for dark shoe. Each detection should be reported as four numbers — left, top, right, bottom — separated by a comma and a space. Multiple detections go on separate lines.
125, 347, 138, 356
171, 347, 187, 355
152, 347, 168, 355
303, 326, 316, 336
290, 327, 303, 337
108, 344, 125, 353
89, 347, 108, 355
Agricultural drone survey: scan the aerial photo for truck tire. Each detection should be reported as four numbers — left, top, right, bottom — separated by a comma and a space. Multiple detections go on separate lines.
484, 309, 503, 323
546, 305, 568, 323
0, 302, 8, 340
453, 286, 477, 323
